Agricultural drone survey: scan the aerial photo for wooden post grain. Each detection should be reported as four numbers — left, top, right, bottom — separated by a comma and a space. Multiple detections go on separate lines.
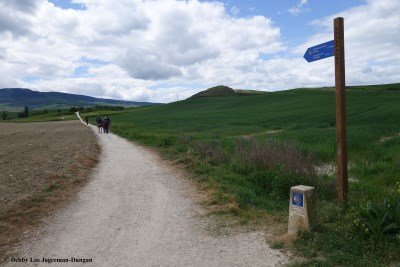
334, 17, 348, 205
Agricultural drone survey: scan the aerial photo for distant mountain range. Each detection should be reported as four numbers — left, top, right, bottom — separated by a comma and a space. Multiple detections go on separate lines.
0, 88, 159, 111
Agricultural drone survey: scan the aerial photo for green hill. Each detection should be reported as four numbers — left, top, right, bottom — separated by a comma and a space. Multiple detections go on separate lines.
106, 83, 400, 163
101, 82, 400, 266
111, 83, 400, 135
190, 85, 235, 97
190, 85, 266, 98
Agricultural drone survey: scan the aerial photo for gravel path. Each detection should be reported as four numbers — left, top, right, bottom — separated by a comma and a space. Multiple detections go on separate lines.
5, 114, 288, 266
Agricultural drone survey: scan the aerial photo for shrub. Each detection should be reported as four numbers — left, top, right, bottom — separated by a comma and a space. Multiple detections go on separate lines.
157, 136, 176, 147
356, 195, 400, 244
184, 136, 334, 206
234, 137, 316, 177
192, 140, 230, 165
176, 134, 191, 146
24, 106, 29, 117
247, 167, 326, 201
233, 137, 332, 201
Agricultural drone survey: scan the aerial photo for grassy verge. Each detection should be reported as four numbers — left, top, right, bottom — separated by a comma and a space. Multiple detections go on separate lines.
80, 106, 137, 120
1, 105, 135, 123
101, 84, 400, 266
2, 109, 77, 123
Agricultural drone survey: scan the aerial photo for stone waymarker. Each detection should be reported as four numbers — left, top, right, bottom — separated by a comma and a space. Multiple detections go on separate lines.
288, 185, 317, 234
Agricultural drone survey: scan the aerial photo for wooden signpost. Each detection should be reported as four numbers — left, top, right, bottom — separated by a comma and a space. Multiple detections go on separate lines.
333, 17, 348, 206
304, 17, 348, 206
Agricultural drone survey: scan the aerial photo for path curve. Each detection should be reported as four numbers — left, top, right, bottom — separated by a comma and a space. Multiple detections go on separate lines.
6, 113, 288, 266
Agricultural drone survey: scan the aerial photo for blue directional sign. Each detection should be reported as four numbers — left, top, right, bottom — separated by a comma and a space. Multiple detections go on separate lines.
304, 40, 334, 63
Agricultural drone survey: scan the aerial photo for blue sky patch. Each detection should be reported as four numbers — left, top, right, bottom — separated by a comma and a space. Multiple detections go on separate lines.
49, 0, 86, 10
219, 0, 364, 47
72, 66, 94, 78
22, 75, 42, 83
79, 57, 110, 66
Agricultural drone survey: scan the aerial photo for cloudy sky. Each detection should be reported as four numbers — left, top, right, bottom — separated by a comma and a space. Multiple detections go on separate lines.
0, 0, 399, 103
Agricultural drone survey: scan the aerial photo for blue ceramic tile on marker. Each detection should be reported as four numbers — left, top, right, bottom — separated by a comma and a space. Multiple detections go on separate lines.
292, 192, 304, 207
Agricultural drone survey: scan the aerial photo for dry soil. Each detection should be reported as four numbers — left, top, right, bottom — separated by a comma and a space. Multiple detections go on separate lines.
0, 121, 98, 258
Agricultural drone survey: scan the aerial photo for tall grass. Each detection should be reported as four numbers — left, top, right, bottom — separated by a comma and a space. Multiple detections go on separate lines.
233, 137, 316, 176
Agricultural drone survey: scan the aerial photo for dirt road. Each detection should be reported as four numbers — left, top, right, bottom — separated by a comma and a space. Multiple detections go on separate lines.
5, 115, 288, 266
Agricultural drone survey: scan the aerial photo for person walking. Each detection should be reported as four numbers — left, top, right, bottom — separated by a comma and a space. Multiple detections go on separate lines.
96, 116, 103, 133
85, 116, 89, 125
102, 115, 110, 134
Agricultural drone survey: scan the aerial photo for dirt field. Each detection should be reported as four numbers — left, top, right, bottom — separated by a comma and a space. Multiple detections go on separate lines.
0, 121, 99, 257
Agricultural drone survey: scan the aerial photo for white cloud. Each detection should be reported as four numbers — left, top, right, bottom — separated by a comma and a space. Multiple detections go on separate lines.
0, 0, 399, 103
0, 0, 283, 102
289, 0, 309, 15
0, 1, 36, 36
294, 0, 400, 86
230, 6, 240, 17
2, 0, 39, 13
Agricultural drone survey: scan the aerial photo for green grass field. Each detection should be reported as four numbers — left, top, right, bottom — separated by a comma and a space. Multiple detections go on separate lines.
1, 106, 134, 123
81, 107, 137, 119
99, 83, 400, 266
1, 109, 77, 122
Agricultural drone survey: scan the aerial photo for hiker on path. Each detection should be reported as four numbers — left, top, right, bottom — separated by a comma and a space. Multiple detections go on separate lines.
85, 116, 89, 125
103, 116, 110, 134
96, 116, 103, 133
